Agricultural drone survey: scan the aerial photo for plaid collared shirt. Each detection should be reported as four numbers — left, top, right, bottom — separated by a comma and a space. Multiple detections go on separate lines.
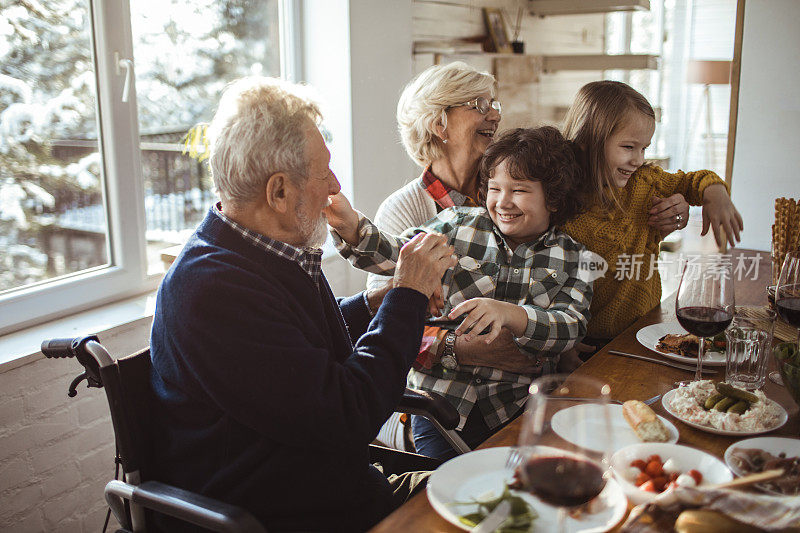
420, 165, 479, 210
333, 206, 592, 430
213, 203, 323, 285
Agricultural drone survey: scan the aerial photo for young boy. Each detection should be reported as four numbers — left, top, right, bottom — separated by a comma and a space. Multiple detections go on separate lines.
327, 126, 592, 458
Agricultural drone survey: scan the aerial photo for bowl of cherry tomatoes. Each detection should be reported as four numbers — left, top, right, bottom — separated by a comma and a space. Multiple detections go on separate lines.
610, 443, 733, 505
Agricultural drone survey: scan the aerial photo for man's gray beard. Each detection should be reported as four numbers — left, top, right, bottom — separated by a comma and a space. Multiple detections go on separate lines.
296, 202, 329, 249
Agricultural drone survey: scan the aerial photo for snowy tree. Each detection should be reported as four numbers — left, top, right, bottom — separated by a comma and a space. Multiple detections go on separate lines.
0, 0, 279, 290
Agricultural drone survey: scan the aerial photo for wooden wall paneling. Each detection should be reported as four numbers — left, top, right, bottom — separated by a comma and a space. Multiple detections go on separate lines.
494, 55, 541, 84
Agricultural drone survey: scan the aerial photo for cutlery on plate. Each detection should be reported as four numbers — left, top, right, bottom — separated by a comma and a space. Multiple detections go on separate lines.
608, 350, 718, 374
470, 500, 510, 533
708, 468, 785, 490
555, 394, 660, 405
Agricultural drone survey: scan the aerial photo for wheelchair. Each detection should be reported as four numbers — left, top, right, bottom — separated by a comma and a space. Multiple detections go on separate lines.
42, 335, 468, 532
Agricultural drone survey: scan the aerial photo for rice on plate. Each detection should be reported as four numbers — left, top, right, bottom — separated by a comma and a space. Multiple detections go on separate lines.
668, 380, 783, 432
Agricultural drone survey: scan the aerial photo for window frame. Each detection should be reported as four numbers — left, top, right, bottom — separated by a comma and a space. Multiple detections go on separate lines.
0, 0, 296, 336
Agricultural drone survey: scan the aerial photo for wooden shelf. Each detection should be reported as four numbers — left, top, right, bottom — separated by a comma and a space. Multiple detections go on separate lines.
542, 54, 658, 72
529, 0, 650, 17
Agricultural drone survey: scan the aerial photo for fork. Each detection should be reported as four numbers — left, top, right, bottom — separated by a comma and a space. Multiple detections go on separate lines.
504, 447, 523, 474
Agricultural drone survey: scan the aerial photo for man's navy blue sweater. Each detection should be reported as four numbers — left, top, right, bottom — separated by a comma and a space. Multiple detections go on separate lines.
149, 209, 427, 530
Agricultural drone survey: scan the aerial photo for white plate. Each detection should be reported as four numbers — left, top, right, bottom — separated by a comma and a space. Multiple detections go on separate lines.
611, 442, 733, 505
427, 447, 627, 532
724, 437, 800, 497
636, 322, 727, 366
662, 388, 788, 436
551, 404, 679, 453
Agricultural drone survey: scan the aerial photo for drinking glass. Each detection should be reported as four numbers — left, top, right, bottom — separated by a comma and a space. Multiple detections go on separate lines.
776, 251, 800, 349
515, 374, 612, 533
675, 255, 735, 384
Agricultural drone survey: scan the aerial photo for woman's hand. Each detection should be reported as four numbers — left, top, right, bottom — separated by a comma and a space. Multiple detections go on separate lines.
649, 194, 690, 237
323, 192, 360, 245
701, 184, 744, 248
448, 298, 527, 343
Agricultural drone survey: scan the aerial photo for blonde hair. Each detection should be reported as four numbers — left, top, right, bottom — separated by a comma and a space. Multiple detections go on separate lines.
207, 77, 323, 204
562, 80, 655, 209
397, 62, 496, 167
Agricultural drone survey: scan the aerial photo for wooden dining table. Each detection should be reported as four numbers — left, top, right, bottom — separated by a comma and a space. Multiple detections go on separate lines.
370, 249, 799, 532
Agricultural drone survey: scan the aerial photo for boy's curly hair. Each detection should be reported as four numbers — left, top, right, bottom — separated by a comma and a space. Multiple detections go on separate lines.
478, 126, 587, 227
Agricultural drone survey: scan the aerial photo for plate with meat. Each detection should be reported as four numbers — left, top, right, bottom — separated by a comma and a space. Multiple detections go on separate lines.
636, 322, 727, 366
724, 437, 800, 496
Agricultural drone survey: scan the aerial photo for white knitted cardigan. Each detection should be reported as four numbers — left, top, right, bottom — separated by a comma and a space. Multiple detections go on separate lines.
366, 177, 438, 290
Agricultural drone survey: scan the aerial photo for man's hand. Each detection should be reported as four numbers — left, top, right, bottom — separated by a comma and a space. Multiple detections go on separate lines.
701, 184, 744, 248
393, 233, 455, 298
456, 329, 541, 374
323, 192, 360, 245
649, 194, 689, 237
448, 298, 527, 343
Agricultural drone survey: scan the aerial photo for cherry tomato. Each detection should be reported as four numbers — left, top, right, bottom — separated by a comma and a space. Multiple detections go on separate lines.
646, 454, 662, 464
630, 459, 647, 471
635, 472, 651, 486
688, 469, 703, 485
645, 460, 664, 478
651, 476, 668, 492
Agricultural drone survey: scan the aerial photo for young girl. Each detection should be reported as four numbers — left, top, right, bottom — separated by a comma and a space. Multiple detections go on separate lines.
562, 80, 744, 351
326, 127, 591, 459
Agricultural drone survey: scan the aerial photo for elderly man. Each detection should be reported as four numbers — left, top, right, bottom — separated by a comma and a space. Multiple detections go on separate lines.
149, 77, 456, 531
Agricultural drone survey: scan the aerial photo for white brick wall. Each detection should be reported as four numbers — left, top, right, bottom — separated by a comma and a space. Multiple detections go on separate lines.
0, 321, 150, 532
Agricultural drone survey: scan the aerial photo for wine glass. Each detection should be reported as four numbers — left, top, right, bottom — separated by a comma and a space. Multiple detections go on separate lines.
515, 374, 612, 533
675, 255, 735, 385
776, 250, 800, 350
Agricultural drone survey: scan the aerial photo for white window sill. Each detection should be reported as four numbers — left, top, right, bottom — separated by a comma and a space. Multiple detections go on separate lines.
0, 244, 348, 374
0, 291, 158, 373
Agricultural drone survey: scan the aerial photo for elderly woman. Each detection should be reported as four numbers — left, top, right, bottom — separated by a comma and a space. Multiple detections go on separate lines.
369, 62, 540, 460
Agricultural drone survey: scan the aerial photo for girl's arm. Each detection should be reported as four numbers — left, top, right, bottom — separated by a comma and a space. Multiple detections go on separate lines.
656, 168, 743, 248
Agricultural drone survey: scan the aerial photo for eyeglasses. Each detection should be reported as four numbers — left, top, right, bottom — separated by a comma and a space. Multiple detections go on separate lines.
448, 96, 502, 115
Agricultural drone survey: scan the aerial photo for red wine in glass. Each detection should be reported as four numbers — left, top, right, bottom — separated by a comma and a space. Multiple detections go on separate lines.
522, 455, 606, 507
776, 297, 800, 328
676, 306, 734, 337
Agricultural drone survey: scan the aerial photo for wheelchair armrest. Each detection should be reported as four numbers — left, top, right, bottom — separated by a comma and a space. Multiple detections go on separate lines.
398, 388, 459, 430
105, 480, 266, 533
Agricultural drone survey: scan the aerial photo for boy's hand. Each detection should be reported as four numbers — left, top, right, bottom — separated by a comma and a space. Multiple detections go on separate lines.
448, 298, 527, 344
323, 192, 360, 245
648, 194, 689, 236
701, 184, 744, 248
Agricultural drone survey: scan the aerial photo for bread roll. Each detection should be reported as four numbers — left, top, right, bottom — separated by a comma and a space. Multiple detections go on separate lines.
623, 400, 670, 442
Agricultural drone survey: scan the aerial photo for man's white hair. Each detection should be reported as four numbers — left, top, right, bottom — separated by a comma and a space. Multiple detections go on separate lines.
207, 77, 322, 204
396, 61, 496, 168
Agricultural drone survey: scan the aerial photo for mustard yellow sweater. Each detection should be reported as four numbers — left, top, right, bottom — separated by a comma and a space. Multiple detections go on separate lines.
563, 166, 727, 339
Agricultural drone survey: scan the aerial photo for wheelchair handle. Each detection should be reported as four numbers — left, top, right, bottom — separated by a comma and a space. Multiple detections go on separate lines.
41, 336, 115, 396
41, 337, 86, 358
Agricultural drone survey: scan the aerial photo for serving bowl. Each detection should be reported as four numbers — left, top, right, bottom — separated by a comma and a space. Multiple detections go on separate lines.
610, 442, 733, 505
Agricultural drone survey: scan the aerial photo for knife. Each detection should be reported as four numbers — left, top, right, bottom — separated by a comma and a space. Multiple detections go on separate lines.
608, 350, 718, 374
470, 500, 510, 533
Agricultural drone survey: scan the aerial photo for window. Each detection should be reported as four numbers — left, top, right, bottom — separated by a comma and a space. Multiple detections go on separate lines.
0, 0, 288, 335
605, 0, 737, 177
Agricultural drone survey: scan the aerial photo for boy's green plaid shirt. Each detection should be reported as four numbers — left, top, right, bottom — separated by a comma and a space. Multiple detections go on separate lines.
333, 206, 592, 430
